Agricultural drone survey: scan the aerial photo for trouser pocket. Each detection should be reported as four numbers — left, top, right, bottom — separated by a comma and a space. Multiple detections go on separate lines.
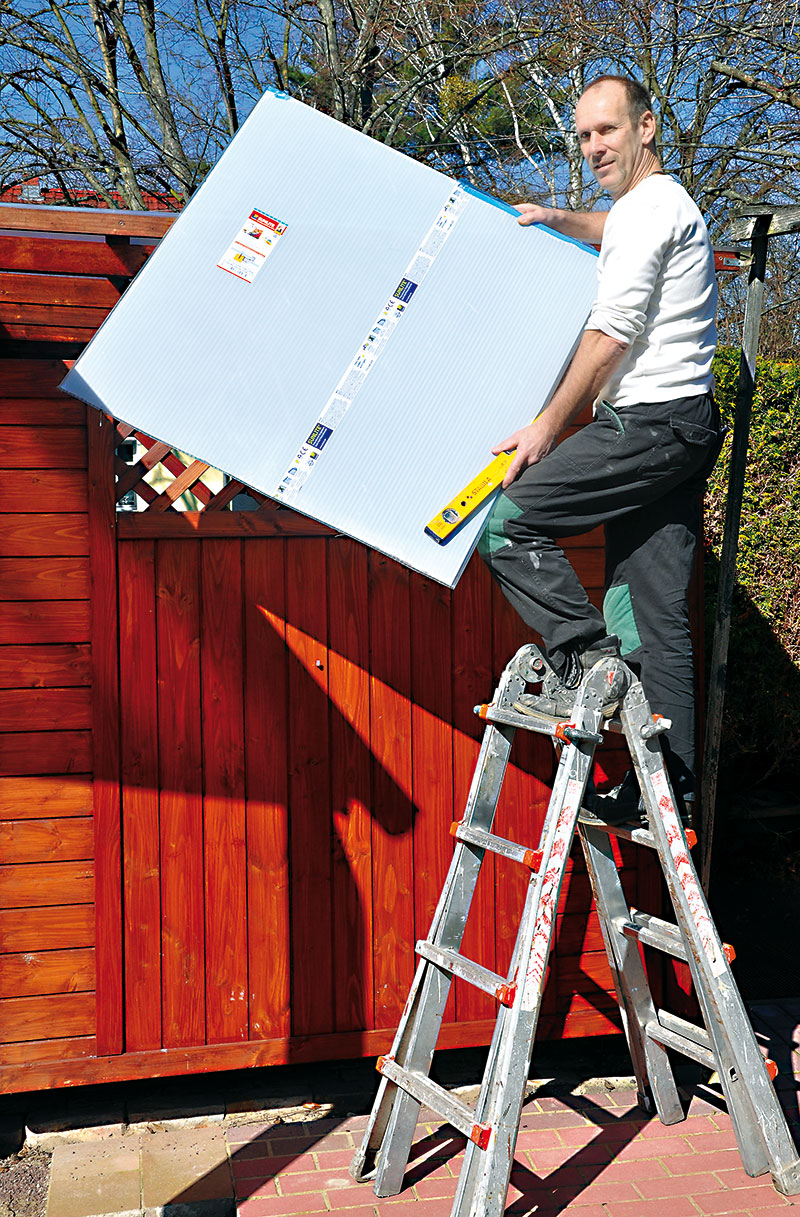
639, 412, 723, 480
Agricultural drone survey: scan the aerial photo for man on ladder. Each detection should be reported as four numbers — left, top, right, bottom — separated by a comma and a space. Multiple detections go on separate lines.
479, 73, 723, 822
351, 73, 800, 1217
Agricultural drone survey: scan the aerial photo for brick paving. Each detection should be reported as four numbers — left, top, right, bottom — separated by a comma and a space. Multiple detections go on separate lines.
44, 999, 800, 1217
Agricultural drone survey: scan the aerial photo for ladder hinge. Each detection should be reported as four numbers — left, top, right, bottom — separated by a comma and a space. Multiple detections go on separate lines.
470, 1123, 492, 1150
766, 1058, 779, 1081
555, 721, 603, 745
496, 982, 517, 1007
523, 848, 543, 870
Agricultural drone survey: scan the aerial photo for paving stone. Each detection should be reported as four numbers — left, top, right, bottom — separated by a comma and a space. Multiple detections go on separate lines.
713, 1166, 790, 1191
634, 1171, 722, 1198
231, 1156, 296, 1184
47, 1136, 141, 1217
141, 1126, 233, 1208
315, 1149, 358, 1169
567, 1178, 641, 1204
664, 1148, 743, 1174
327, 1184, 393, 1208
694, 1185, 793, 1213
275, 1169, 353, 1194
236, 1195, 327, 1216
518, 1110, 593, 1130
616, 1138, 695, 1162
144, 1203, 234, 1217
233, 1175, 279, 1201
604, 1199, 700, 1217
579, 1157, 670, 1183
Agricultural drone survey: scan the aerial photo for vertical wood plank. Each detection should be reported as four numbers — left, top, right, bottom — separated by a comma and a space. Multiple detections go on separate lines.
243, 539, 291, 1040
285, 538, 333, 1037
156, 540, 205, 1047
202, 539, 248, 1042
410, 572, 454, 1021
118, 540, 161, 1049
369, 553, 414, 1030
451, 555, 497, 1023
327, 537, 373, 1033
86, 407, 122, 1055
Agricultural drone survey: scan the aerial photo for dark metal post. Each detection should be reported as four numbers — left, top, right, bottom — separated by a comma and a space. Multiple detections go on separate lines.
700, 215, 771, 891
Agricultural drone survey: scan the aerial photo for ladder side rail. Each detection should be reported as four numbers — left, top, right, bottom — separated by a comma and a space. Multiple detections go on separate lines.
452, 675, 609, 1217
623, 685, 770, 1174
623, 685, 800, 1192
580, 819, 684, 1124
353, 655, 527, 1192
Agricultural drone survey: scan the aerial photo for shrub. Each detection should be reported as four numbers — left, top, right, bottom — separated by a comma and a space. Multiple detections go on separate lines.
704, 348, 800, 789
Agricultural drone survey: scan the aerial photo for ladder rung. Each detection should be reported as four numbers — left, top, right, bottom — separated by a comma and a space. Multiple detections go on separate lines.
451, 820, 542, 870
476, 702, 603, 744
617, 910, 688, 961
579, 815, 655, 847
376, 1055, 491, 1149
647, 1009, 718, 1071
578, 815, 698, 852
617, 911, 734, 965
415, 940, 516, 1006
475, 702, 566, 737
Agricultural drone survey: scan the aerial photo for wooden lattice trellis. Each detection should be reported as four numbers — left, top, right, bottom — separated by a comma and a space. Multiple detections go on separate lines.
114, 421, 268, 513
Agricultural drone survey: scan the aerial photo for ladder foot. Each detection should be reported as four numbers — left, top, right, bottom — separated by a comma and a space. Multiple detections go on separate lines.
349, 1146, 375, 1183
771, 1161, 800, 1197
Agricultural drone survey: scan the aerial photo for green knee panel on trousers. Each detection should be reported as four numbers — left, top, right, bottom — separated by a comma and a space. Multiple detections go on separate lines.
478, 494, 523, 558
603, 583, 643, 655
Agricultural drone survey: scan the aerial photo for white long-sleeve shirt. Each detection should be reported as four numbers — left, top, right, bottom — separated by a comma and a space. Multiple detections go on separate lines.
586, 174, 717, 409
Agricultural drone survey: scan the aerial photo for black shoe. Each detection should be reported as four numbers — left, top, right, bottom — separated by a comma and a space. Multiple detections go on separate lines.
583, 770, 694, 829
514, 636, 626, 719
582, 770, 643, 825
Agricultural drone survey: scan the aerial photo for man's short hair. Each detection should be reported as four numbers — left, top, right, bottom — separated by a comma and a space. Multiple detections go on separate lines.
583, 75, 654, 125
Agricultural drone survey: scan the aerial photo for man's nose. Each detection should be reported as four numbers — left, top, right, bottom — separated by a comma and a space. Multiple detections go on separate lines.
588, 131, 606, 158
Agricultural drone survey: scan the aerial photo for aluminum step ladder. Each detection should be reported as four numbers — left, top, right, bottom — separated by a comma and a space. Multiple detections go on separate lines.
349, 643, 800, 1215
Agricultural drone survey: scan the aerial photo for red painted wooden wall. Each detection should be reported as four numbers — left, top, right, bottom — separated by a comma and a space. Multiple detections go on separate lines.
0, 203, 667, 1095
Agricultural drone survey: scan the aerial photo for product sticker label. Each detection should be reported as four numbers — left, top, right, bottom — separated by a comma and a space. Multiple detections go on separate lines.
307, 423, 333, 449
394, 278, 418, 303
217, 208, 287, 283
276, 187, 467, 503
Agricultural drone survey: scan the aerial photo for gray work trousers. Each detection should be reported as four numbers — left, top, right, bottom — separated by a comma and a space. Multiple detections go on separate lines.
478, 393, 724, 799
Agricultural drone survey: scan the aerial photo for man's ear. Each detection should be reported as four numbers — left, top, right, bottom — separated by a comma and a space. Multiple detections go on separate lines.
640, 109, 657, 146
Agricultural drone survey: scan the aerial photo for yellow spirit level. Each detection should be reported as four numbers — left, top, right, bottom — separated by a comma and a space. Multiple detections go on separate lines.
425, 450, 515, 544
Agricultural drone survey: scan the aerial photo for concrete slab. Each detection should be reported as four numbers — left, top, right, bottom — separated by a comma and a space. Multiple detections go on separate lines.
47, 1136, 141, 1217
141, 1127, 233, 1208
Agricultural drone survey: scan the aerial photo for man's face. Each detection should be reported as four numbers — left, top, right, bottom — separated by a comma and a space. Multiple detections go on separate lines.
574, 82, 655, 200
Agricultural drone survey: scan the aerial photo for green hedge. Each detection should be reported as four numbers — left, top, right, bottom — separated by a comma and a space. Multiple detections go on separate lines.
703, 348, 800, 788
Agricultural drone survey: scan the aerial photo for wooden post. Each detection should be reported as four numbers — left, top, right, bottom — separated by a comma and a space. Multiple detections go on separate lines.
87, 408, 124, 1054
699, 216, 770, 891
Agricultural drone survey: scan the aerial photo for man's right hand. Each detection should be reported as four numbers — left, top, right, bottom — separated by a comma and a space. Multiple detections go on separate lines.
515, 203, 552, 227
493, 415, 561, 488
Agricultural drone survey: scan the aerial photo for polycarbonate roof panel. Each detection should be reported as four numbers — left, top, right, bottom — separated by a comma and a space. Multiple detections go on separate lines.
62, 89, 599, 587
